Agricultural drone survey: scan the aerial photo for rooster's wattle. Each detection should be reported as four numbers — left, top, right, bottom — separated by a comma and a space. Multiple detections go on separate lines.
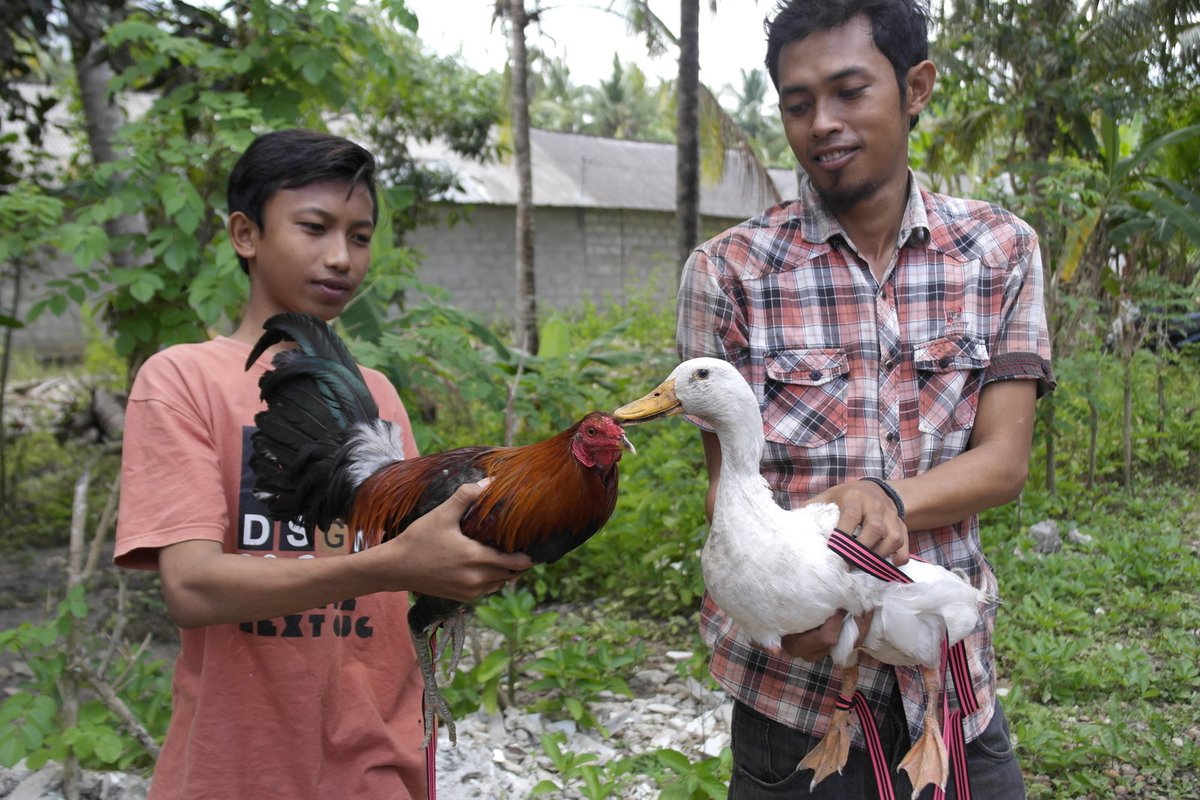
245, 312, 632, 745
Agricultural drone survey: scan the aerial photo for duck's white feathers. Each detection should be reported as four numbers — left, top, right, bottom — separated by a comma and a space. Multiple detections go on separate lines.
672, 357, 987, 668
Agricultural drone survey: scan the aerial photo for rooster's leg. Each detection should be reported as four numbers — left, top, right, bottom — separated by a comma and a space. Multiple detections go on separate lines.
798, 662, 859, 790
897, 665, 949, 799
412, 625, 457, 748
432, 609, 468, 679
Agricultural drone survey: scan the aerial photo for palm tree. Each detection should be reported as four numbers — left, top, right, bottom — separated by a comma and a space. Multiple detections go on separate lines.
676, 0, 701, 272
616, 0, 775, 277
496, 0, 539, 355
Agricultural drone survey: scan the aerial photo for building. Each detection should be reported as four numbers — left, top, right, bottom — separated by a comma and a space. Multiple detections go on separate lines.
406, 128, 797, 318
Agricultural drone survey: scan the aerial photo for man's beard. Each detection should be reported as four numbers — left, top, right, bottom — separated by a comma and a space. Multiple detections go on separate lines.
812, 172, 885, 215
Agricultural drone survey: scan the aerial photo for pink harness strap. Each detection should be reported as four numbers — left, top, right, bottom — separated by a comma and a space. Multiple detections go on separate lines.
836, 692, 897, 800
425, 633, 438, 800
827, 529, 975, 800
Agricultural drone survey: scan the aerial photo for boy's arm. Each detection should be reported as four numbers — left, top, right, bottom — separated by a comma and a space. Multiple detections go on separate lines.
159, 480, 533, 628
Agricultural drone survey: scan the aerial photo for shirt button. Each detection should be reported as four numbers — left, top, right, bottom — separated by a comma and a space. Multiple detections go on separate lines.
884, 359, 896, 371
939, 357, 951, 368
809, 370, 822, 381
885, 431, 897, 443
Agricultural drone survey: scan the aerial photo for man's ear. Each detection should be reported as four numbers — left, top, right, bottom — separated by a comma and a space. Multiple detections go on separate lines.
228, 211, 259, 261
904, 60, 937, 118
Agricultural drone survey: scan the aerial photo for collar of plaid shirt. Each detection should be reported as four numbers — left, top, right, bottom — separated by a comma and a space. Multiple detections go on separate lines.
682, 170, 1052, 747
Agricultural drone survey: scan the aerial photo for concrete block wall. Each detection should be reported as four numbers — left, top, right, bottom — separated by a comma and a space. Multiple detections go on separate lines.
407, 204, 746, 321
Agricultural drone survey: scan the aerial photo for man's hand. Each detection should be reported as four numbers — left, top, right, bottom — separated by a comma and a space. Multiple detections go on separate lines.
810, 480, 909, 565
782, 609, 874, 662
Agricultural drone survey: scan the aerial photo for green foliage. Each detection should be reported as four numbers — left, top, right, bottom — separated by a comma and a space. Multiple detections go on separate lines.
0, 587, 171, 770
531, 732, 635, 799
983, 480, 1200, 798
2, 433, 120, 551
18, 0, 501, 372
445, 585, 560, 718
530, 737, 732, 799
444, 586, 645, 735
651, 747, 733, 799
526, 638, 642, 734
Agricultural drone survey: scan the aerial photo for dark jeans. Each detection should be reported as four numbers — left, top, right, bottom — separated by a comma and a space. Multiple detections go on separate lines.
728, 688, 1025, 799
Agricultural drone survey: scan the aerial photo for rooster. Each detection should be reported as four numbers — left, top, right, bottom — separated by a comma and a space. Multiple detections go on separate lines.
615, 358, 989, 798
245, 312, 633, 746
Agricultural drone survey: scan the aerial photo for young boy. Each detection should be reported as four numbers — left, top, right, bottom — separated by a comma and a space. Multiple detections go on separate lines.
115, 129, 532, 799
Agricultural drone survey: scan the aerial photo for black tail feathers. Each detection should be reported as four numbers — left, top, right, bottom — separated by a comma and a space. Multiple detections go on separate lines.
246, 312, 382, 532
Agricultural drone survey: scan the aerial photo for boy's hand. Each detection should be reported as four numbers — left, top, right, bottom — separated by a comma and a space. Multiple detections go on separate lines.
378, 480, 534, 601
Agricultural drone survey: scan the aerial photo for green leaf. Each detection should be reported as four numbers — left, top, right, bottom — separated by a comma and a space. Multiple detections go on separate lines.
529, 780, 563, 796
129, 279, 156, 303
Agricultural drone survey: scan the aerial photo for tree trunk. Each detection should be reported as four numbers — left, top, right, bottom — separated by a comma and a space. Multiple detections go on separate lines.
1122, 355, 1133, 490
69, 7, 151, 267
0, 263, 21, 514
1086, 395, 1098, 491
675, 0, 700, 277
1043, 393, 1057, 496
508, 0, 538, 355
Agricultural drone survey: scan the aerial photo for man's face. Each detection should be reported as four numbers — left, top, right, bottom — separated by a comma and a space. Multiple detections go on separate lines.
776, 15, 922, 214
241, 180, 375, 320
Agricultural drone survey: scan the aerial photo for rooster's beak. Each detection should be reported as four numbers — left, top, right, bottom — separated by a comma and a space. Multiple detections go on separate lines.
613, 378, 681, 425
620, 432, 636, 455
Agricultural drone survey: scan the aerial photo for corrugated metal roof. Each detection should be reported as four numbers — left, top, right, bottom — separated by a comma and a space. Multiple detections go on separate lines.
413, 128, 798, 218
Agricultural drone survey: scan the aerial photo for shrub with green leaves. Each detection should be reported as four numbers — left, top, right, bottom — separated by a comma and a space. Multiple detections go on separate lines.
0, 587, 171, 770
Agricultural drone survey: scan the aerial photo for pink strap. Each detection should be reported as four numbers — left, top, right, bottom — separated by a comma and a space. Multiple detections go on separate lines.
932, 641, 975, 800
837, 692, 897, 800
826, 529, 977, 800
425, 633, 438, 800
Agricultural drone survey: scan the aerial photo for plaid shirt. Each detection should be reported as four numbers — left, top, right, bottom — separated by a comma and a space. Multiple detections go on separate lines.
677, 172, 1055, 746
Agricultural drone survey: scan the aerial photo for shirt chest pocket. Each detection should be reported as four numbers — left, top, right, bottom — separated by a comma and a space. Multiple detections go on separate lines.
913, 335, 990, 435
762, 348, 849, 448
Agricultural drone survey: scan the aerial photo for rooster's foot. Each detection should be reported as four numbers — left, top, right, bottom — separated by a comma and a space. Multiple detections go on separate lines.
897, 722, 948, 799
413, 628, 457, 747
798, 705, 853, 790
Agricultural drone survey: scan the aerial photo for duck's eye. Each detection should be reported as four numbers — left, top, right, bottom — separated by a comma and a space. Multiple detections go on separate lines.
697, 368, 710, 379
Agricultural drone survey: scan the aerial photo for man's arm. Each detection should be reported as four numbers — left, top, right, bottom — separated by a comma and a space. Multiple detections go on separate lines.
782, 379, 1037, 661
815, 378, 1037, 560
159, 481, 533, 629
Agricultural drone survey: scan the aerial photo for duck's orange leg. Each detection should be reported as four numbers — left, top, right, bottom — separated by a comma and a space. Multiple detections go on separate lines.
897, 665, 949, 799
798, 663, 859, 790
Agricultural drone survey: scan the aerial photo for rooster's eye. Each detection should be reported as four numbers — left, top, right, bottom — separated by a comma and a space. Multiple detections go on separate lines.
586, 426, 597, 436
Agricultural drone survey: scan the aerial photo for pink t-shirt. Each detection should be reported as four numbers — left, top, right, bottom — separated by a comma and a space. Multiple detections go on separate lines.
116, 336, 428, 800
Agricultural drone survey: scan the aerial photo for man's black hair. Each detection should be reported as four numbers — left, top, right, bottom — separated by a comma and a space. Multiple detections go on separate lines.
764, 0, 931, 129
227, 129, 378, 274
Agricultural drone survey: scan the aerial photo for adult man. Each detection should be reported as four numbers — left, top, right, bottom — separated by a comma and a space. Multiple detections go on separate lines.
676, 1, 1054, 797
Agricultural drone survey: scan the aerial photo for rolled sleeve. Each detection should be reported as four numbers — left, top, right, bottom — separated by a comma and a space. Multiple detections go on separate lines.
985, 234, 1056, 397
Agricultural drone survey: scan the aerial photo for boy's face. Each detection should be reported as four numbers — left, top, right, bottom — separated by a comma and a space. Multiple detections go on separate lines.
233, 179, 375, 321
776, 14, 930, 214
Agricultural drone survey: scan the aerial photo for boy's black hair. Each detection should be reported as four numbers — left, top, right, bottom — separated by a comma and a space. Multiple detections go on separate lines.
227, 129, 378, 274
764, 0, 930, 129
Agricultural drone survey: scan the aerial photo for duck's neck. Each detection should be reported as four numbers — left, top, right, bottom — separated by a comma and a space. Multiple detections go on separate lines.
713, 411, 766, 484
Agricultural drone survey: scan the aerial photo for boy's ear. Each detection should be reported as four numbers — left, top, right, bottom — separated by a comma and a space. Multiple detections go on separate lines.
228, 211, 259, 261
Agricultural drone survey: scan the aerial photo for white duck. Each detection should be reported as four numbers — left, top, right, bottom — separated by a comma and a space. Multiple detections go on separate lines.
614, 357, 991, 798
